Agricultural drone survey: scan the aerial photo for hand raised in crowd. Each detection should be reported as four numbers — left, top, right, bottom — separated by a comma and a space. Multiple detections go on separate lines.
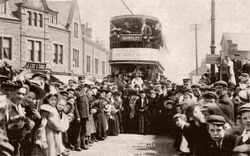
32, 109, 41, 119
76, 117, 81, 122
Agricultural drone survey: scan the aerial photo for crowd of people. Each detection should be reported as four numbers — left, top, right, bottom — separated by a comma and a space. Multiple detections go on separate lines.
1, 61, 250, 156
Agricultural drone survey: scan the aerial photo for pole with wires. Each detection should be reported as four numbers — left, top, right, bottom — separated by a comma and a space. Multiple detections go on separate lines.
120, 0, 134, 15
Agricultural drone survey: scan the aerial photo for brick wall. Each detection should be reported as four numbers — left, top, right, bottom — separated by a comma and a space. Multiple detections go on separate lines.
0, 18, 21, 70
47, 26, 70, 74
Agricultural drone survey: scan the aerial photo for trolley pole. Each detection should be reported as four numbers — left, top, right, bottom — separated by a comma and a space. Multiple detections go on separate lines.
210, 0, 216, 83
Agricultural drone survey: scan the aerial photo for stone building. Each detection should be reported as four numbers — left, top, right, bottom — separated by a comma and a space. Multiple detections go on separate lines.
0, 0, 110, 83
0, 0, 21, 70
220, 33, 250, 60
82, 24, 110, 82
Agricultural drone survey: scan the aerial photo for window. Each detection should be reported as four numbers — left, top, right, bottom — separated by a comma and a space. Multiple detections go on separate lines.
35, 41, 42, 62
74, 22, 78, 38
28, 40, 34, 61
86, 55, 90, 73
33, 12, 37, 26
53, 44, 63, 64
53, 44, 58, 63
73, 49, 79, 67
0, 1, 6, 14
59, 45, 63, 64
0, 37, 12, 60
52, 14, 57, 24
39, 14, 43, 27
27, 11, 32, 25
28, 40, 42, 62
102, 61, 105, 76
95, 58, 98, 74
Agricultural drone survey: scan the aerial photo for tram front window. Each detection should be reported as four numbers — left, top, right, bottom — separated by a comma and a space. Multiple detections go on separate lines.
110, 17, 163, 49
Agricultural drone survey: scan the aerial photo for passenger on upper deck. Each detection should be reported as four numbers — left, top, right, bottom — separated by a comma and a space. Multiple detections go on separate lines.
141, 18, 152, 45
151, 22, 162, 49
121, 19, 132, 34
110, 23, 121, 40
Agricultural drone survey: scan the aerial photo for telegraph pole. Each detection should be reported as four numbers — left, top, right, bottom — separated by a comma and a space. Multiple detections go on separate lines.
191, 24, 201, 75
195, 24, 198, 75
210, 0, 216, 83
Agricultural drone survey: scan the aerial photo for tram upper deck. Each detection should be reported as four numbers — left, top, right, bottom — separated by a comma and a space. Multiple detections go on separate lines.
110, 15, 163, 49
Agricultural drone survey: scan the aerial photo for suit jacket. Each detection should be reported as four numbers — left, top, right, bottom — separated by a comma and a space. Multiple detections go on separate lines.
208, 134, 236, 156
135, 97, 148, 115
141, 25, 152, 38
218, 94, 235, 123
183, 121, 212, 156
76, 90, 90, 119
233, 60, 242, 74
242, 63, 250, 75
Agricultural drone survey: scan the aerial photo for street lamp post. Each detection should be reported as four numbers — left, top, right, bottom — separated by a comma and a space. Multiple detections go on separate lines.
210, 0, 216, 83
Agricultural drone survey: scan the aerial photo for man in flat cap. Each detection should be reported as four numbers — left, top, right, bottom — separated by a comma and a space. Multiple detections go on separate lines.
207, 115, 235, 156
191, 84, 201, 100
202, 91, 218, 105
183, 78, 191, 89
135, 90, 149, 134
75, 82, 90, 150
214, 81, 235, 122
233, 103, 250, 155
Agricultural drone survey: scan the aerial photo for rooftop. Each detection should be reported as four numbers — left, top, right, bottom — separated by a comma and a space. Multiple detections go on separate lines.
222, 33, 250, 51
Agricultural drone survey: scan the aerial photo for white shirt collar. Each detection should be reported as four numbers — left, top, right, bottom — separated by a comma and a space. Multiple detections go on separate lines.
241, 129, 250, 143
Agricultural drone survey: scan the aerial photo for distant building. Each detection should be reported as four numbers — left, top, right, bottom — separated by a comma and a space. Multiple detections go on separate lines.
188, 59, 210, 77
82, 23, 110, 82
0, 0, 109, 83
220, 33, 250, 60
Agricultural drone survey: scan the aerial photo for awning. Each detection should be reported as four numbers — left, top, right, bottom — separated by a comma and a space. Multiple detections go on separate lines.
84, 78, 95, 85
51, 75, 78, 85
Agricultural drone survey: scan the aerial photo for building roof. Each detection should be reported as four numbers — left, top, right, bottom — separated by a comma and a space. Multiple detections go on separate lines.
47, 0, 74, 27
8, 0, 23, 13
221, 33, 250, 51
8, 0, 57, 14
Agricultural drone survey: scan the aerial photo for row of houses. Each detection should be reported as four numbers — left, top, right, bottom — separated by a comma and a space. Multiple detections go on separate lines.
0, 0, 110, 83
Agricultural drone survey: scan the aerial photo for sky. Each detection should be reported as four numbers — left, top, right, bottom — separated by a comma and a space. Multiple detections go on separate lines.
77, 0, 250, 83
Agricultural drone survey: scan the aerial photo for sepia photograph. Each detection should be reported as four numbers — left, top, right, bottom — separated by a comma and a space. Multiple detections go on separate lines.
0, 0, 250, 155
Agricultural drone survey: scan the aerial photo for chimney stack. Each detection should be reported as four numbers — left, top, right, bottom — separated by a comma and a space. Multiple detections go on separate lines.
85, 23, 92, 39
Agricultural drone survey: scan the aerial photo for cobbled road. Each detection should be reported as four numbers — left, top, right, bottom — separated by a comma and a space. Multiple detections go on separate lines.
71, 134, 177, 156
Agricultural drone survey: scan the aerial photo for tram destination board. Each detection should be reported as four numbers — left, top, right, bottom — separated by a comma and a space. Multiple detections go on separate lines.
24, 62, 47, 70
120, 34, 142, 42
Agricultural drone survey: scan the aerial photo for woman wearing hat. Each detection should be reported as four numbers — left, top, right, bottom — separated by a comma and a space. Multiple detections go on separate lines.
92, 89, 108, 140
108, 91, 122, 136
21, 81, 46, 156
7, 83, 36, 156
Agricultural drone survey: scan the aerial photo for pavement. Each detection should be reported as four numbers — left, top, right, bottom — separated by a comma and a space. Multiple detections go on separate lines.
71, 134, 177, 156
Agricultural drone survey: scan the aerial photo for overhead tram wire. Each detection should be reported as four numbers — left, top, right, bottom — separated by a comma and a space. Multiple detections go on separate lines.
120, 0, 134, 15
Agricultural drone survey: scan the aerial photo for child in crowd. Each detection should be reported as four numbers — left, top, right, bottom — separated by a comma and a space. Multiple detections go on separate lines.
63, 102, 74, 148
55, 99, 70, 156
39, 93, 69, 156
173, 113, 190, 155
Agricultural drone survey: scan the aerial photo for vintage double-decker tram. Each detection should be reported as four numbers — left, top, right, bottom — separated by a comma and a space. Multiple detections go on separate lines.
109, 15, 166, 80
